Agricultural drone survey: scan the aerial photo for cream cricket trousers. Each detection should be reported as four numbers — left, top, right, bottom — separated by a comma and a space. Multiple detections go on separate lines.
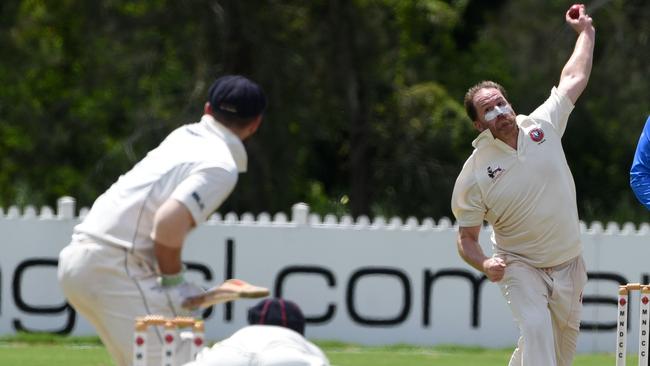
58, 237, 192, 366
499, 255, 587, 366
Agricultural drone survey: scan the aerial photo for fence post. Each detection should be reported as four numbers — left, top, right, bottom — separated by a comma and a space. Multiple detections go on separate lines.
57, 196, 76, 219
291, 202, 309, 226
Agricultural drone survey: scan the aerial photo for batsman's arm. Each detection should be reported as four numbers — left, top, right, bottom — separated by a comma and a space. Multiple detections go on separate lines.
457, 225, 505, 282
558, 4, 596, 105
152, 199, 196, 275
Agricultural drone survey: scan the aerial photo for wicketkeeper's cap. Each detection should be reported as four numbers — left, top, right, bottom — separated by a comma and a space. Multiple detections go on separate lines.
208, 75, 267, 119
247, 298, 306, 335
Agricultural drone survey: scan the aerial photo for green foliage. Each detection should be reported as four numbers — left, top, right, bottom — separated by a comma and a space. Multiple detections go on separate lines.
0, 0, 647, 223
373, 81, 471, 218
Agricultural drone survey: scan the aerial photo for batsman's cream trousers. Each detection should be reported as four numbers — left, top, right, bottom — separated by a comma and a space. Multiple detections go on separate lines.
499, 255, 587, 366
58, 237, 191, 366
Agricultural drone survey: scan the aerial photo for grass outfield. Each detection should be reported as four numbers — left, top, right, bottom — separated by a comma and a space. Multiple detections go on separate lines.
0, 333, 626, 365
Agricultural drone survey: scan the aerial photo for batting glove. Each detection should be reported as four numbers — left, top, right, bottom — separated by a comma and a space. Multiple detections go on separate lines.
157, 272, 205, 317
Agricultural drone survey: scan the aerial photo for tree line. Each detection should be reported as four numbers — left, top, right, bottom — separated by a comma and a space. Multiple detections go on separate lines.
0, 0, 648, 223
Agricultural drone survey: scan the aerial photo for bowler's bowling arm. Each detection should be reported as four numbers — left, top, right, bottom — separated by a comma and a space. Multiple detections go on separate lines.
558, 14, 595, 104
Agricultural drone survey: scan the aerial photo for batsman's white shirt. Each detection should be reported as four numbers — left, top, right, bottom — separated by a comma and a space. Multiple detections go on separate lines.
75, 114, 246, 258
451, 87, 581, 268
185, 325, 330, 366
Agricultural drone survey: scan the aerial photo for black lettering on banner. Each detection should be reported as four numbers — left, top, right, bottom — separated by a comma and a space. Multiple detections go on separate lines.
347, 267, 411, 326
224, 238, 234, 322
581, 272, 628, 331
185, 262, 214, 319
275, 266, 336, 323
423, 269, 487, 328
12, 258, 76, 334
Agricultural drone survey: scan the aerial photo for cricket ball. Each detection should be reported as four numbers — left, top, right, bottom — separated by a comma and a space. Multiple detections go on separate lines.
568, 4, 581, 19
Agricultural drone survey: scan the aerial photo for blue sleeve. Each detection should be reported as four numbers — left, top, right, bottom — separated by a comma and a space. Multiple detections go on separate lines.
630, 116, 650, 210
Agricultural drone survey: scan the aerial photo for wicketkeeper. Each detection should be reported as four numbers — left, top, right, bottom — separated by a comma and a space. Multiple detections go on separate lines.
58, 75, 268, 366
184, 298, 330, 366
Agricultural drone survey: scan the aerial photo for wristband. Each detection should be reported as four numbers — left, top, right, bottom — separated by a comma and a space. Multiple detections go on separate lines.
159, 272, 185, 287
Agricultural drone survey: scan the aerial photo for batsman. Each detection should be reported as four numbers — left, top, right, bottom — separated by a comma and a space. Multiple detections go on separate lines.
58, 75, 269, 366
451, 4, 595, 366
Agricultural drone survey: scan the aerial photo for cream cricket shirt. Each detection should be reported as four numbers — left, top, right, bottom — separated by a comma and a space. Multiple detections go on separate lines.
75, 114, 246, 256
451, 87, 582, 268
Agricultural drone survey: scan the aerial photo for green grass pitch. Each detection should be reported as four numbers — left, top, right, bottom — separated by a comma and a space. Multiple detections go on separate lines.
0, 333, 628, 365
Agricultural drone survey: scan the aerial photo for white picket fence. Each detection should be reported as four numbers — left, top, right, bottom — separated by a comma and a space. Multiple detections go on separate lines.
2, 197, 648, 234
0, 196, 648, 354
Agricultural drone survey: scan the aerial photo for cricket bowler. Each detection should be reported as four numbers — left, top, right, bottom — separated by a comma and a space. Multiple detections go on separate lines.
451, 5, 595, 366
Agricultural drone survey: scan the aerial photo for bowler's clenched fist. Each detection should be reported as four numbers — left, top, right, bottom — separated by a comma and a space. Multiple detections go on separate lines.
483, 257, 506, 282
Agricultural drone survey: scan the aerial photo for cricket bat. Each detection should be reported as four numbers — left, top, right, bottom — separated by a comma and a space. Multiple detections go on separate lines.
182, 279, 270, 309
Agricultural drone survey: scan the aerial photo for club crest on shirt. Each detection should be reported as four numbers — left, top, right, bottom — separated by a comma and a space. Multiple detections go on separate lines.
487, 166, 504, 180
529, 128, 545, 142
